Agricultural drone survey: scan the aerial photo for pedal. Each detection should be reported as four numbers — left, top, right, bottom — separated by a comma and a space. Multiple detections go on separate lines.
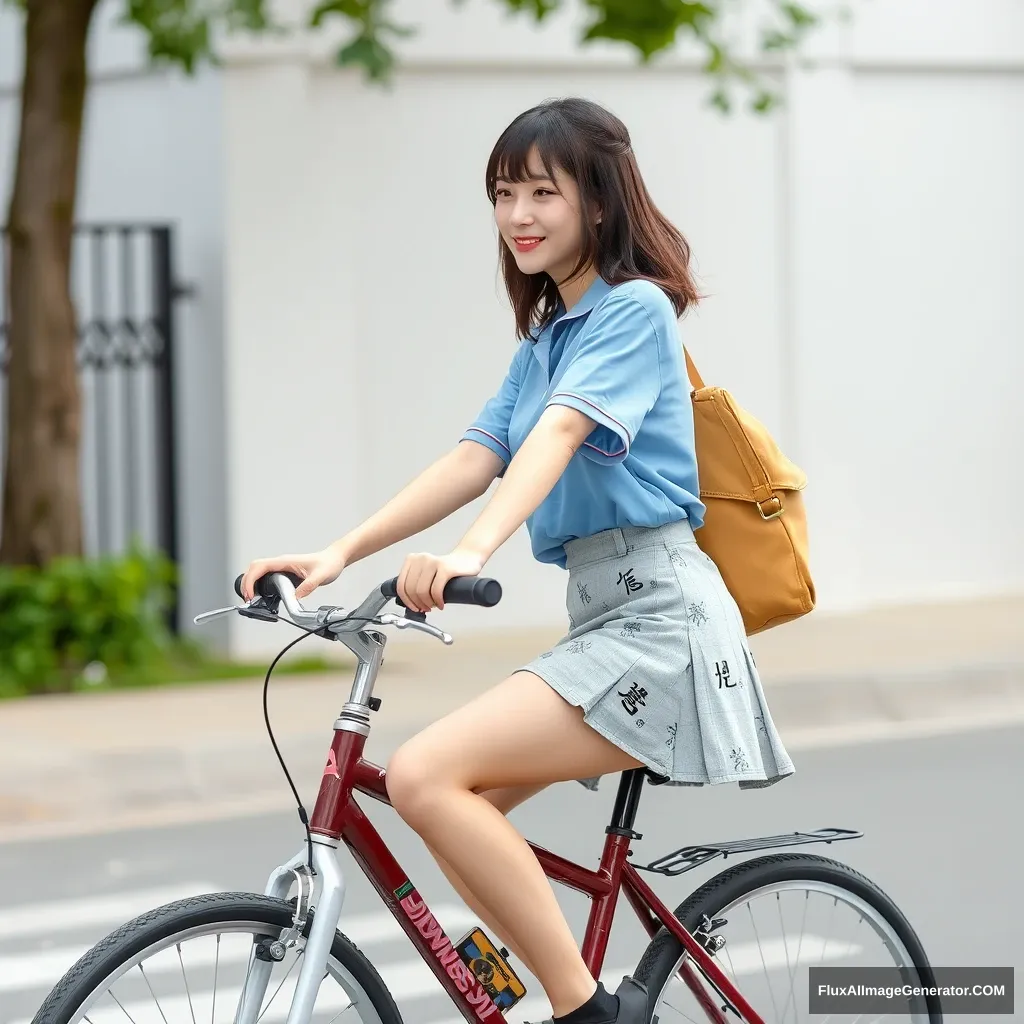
453, 927, 527, 1015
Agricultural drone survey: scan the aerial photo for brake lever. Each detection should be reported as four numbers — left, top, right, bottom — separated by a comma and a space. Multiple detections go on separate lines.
193, 599, 279, 625
378, 612, 453, 645
193, 605, 241, 625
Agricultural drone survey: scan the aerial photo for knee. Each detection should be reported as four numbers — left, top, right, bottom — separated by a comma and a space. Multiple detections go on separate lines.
385, 741, 449, 825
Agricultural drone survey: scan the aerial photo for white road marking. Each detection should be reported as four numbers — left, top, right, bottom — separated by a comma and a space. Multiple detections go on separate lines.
0, 884, 218, 941
0, 903, 478, 993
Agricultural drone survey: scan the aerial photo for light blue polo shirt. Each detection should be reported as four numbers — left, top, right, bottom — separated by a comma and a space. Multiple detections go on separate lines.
461, 276, 706, 568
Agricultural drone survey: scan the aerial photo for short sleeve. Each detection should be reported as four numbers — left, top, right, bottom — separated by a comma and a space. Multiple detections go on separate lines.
546, 292, 662, 464
461, 343, 526, 474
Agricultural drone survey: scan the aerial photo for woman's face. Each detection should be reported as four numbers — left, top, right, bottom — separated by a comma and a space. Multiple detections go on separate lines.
493, 147, 589, 286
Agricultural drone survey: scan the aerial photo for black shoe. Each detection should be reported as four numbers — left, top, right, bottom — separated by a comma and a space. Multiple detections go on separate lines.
524, 976, 649, 1024
610, 976, 649, 1024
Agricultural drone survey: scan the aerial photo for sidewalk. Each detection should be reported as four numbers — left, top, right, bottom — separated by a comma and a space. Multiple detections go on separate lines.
1, 595, 1022, 842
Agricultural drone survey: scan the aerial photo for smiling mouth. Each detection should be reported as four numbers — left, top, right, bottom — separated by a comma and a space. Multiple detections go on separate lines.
512, 236, 544, 251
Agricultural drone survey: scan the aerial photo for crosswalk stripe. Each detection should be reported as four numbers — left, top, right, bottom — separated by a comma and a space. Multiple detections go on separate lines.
7, 930, 863, 1024
11, 959, 637, 1024
0, 884, 219, 941
423, 939, 861, 1024
0, 903, 478, 994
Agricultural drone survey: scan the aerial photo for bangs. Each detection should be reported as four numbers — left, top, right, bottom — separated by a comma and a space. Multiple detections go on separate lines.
485, 97, 702, 340
485, 109, 579, 202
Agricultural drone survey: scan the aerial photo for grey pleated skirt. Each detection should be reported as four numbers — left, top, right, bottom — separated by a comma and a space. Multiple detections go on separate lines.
519, 519, 795, 791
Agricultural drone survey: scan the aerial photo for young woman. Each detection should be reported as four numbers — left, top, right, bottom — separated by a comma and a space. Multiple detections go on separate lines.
241, 97, 794, 1024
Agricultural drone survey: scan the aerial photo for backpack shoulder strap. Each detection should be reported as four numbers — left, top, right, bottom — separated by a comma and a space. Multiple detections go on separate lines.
684, 347, 705, 390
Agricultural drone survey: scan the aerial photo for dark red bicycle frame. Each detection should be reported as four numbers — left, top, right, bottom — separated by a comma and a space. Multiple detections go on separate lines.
308, 727, 764, 1024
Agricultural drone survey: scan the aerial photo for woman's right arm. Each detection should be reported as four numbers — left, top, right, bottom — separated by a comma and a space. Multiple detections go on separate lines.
240, 440, 504, 600
336, 440, 504, 565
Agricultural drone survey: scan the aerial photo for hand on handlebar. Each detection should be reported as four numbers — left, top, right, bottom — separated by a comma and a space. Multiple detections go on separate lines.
240, 542, 348, 603
397, 548, 485, 614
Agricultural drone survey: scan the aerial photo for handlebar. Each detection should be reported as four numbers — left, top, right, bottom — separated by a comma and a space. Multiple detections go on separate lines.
233, 572, 502, 609
379, 575, 502, 608
212, 569, 502, 645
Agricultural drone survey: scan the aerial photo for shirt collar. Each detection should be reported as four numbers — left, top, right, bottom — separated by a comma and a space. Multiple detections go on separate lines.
554, 274, 613, 326
530, 275, 613, 374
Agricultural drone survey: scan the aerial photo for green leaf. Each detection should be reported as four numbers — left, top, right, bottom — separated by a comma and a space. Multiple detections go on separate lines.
504, 0, 563, 17
779, 2, 818, 29
579, 0, 716, 61
309, 0, 372, 30
709, 87, 731, 114
335, 31, 394, 80
751, 88, 778, 113
379, 17, 417, 39
223, 0, 281, 34
761, 29, 795, 52
121, 0, 214, 73
703, 39, 727, 75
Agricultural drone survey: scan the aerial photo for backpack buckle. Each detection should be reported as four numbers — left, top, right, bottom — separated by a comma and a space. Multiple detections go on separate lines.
757, 496, 784, 520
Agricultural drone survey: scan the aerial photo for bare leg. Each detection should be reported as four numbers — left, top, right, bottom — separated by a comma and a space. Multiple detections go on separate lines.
386, 671, 644, 1017
425, 782, 549, 979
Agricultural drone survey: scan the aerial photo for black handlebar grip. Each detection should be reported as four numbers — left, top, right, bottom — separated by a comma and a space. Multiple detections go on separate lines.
381, 575, 502, 608
234, 571, 305, 601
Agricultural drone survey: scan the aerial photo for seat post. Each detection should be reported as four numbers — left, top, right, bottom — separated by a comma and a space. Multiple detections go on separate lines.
607, 768, 646, 838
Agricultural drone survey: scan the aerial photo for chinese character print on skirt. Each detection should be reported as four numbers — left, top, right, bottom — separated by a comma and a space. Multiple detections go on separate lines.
519, 519, 795, 791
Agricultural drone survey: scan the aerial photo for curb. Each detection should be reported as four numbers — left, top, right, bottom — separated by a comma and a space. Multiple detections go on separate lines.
1, 663, 1022, 844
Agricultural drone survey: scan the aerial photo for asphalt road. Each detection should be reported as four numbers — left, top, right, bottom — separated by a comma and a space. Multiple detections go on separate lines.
1, 723, 1019, 1024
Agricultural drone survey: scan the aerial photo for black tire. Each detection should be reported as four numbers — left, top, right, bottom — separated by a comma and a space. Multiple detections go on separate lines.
633, 853, 942, 1023
30, 891, 404, 1024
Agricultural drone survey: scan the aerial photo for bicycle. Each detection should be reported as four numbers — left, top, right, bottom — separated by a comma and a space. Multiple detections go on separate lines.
30, 571, 942, 1024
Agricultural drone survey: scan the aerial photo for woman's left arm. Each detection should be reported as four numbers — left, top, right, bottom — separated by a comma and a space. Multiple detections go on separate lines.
396, 405, 594, 611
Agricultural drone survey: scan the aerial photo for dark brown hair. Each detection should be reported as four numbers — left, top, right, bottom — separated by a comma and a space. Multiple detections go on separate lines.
485, 97, 702, 340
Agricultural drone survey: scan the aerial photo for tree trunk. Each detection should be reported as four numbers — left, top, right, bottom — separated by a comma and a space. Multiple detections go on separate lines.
0, 0, 98, 567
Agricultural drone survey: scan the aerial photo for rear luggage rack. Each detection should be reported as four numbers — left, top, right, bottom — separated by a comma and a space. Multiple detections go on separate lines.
635, 827, 863, 876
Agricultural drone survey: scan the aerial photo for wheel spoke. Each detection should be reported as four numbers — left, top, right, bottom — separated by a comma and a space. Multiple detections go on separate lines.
257, 948, 305, 1022
324, 1001, 358, 1024
773, 892, 796, 1024
212, 934, 221, 1024
721, 943, 738, 984
177, 942, 198, 1024
109, 987, 141, 1024
662, 994, 706, 1024
746, 901, 781, 1023
845, 917, 861, 962
776, 891, 805, 1024
138, 963, 171, 1024
645, 870, 933, 1024
31, 902, 399, 1024
819, 896, 837, 967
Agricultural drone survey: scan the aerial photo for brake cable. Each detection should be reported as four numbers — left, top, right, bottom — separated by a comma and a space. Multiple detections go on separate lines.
256, 610, 382, 876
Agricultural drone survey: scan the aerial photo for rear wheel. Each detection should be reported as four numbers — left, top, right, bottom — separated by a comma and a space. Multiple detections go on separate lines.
31, 892, 403, 1024
633, 853, 941, 1023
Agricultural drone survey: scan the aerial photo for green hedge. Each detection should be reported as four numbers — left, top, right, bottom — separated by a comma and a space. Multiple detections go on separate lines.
0, 546, 332, 698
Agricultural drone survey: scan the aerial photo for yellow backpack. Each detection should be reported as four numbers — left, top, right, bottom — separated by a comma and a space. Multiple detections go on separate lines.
685, 349, 815, 634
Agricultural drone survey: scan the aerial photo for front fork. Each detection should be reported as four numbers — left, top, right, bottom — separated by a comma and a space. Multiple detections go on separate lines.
234, 836, 347, 1024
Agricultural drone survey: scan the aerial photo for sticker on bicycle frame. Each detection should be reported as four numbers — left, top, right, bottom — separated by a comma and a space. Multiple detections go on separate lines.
394, 880, 415, 900
454, 927, 527, 1014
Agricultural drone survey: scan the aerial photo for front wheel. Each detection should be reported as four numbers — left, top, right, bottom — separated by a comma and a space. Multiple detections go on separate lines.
633, 853, 941, 1024
31, 892, 403, 1024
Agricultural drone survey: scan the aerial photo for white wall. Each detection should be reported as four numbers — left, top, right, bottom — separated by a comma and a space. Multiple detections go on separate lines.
5, 0, 1022, 662
0, 0, 230, 646
219, 0, 1024, 660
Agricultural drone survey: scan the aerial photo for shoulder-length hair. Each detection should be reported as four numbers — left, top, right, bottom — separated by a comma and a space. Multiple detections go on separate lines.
485, 97, 702, 340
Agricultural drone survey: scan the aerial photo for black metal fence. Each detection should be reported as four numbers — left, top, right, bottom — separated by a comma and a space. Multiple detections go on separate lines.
0, 223, 181, 629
